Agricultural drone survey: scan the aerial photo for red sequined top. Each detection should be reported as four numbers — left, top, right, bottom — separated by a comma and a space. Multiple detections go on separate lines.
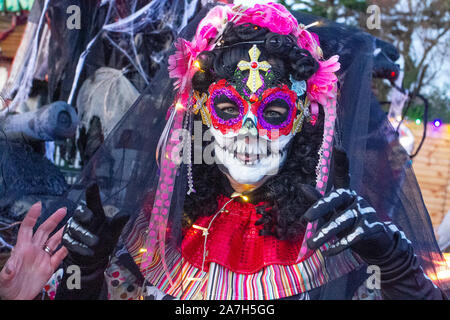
182, 195, 309, 274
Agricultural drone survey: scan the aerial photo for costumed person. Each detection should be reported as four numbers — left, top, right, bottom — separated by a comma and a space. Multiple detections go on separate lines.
52, 2, 449, 300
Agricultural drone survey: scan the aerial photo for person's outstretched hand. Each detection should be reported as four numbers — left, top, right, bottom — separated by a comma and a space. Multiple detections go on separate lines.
0, 202, 68, 300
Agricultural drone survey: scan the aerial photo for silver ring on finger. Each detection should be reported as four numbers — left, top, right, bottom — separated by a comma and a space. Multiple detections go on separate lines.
43, 245, 52, 256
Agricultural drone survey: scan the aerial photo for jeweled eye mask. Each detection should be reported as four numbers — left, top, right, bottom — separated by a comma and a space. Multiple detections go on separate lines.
208, 80, 299, 139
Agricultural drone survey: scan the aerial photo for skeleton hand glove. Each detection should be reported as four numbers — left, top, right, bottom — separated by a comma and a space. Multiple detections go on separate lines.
303, 188, 395, 260
62, 183, 129, 269
301, 148, 446, 299
302, 147, 395, 261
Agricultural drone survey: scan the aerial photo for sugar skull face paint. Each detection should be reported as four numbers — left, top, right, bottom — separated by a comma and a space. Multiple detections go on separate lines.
202, 79, 302, 185
189, 44, 308, 185
212, 127, 294, 185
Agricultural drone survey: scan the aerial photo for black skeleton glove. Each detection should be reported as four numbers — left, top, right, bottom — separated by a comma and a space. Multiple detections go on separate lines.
56, 183, 129, 299
302, 147, 395, 261
62, 183, 129, 267
303, 188, 394, 259
302, 148, 446, 299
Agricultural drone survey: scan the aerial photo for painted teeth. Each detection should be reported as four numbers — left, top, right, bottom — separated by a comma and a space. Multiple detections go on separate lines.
220, 143, 285, 158
217, 136, 289, 167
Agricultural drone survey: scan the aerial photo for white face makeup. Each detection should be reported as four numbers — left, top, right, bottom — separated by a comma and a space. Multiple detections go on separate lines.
200, 46, 304, 187
211, 126, 293, 185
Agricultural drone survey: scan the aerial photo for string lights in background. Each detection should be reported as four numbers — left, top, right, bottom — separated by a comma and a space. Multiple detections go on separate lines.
433, 119, 442, 128
413, 118, 443, 128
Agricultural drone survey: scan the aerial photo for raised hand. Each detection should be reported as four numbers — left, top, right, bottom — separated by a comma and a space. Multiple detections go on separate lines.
0, 202, 68, 300
302, 147, 395, 260
62, 183, 129, 268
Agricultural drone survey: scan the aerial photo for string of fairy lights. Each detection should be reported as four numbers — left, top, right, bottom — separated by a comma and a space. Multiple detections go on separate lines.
415, 118, 443, 128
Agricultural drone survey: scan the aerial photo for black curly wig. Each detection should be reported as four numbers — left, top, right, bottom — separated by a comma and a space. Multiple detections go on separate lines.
183, 23, 324, 241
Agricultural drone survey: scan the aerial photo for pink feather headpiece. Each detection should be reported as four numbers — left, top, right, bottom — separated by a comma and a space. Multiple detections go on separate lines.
167, 2, 340, 117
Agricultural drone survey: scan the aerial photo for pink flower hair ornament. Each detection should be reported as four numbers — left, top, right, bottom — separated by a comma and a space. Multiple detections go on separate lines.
167, 2, 340, 117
